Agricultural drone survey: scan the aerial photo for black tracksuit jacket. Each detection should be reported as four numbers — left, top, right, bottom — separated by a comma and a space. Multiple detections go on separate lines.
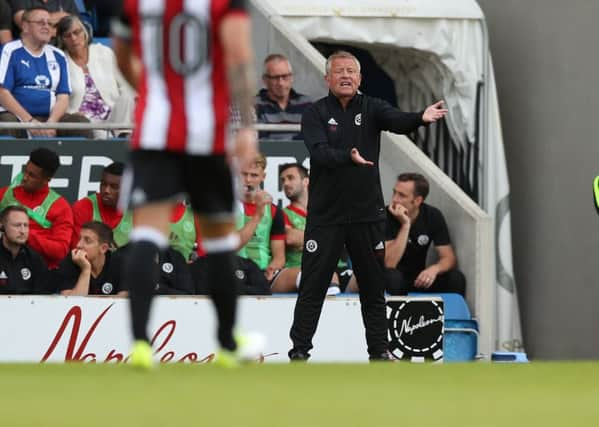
301, 92, 426, 226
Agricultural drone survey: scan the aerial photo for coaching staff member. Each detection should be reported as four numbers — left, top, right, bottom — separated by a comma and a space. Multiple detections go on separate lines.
0, 205, 48, 294
288, 51, 448, 361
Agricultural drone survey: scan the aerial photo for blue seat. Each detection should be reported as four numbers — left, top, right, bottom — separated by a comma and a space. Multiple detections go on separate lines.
409, 292, 479, 361
407, 292, 471, 319
94, 37, 112, 48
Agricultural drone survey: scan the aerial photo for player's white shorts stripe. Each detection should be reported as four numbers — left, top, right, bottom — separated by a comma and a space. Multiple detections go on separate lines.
185, 0, 214, 155
139, 0, 170, 151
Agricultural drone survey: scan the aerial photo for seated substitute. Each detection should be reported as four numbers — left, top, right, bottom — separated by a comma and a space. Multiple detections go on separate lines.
54, 221, 127, 296
271, 163, 340, 295
347, 173, 466, 295
0, 147, 73, 269
0, 7, 90, 138
119, 243, 193, 295
71, 162, 132, 248
237, 153, 286, 282
255, 53, 312, 140
0, 205, 48, 294
168, 200, 203, 263
191, 254, 271, 296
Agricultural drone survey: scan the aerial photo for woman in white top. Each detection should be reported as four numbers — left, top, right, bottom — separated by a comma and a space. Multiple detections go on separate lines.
56, 15, 135, 138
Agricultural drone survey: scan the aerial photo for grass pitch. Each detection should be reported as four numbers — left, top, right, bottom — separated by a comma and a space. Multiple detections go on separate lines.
0, 362, 597, 427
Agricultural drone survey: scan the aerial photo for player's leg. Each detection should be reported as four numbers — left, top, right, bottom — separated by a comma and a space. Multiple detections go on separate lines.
196, 217, 239, 353
121, 151, 184, 368
185, 155, 239, 356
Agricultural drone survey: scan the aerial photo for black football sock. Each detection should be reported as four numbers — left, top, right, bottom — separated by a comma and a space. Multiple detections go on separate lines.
125, 240, 161, 342
205, 251, 238, 351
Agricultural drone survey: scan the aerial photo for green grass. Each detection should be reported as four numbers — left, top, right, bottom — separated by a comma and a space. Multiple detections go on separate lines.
0, 362, 598, 427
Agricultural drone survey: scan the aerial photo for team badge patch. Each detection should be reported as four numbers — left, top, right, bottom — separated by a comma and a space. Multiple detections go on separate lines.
235, 269, 245, 280
101, 282, 114, 294
417, 234, 430, 246
21, 268, 31, 280
162, 262, 174, 274
354, 113, 362, 126
305, 239, 318, 253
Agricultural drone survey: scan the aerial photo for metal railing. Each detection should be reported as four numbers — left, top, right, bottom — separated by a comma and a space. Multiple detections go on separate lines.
0, 122, 301, 132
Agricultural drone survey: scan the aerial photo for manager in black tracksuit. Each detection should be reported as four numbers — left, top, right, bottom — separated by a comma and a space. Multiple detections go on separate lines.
288, 51, 448, 361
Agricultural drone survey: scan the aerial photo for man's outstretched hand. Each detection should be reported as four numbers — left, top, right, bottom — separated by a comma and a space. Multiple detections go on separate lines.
422, 100, 449, 123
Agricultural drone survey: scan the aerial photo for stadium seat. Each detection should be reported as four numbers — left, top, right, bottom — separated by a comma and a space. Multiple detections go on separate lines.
95, 37, 112, 48
409, 292, 479, 362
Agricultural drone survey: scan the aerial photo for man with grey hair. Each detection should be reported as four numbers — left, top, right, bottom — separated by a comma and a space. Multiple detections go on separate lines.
255, 53, 312, 140
288, 50, 448, 361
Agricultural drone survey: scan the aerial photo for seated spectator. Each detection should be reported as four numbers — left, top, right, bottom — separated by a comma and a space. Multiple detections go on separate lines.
347, 173, 466, 296
271, 163, 340, 295
0, 0, 13, 45
255, 53, 311, 140
56, 14, 135, 138
0, 7, 90, 138
71, 161, 131, 248
119, 243, 193, 295
11, 1, 78, 36
237, 153, 285, 282
0, 147, 73, 269
0, 205, 48, 294
54, 220, 126, 296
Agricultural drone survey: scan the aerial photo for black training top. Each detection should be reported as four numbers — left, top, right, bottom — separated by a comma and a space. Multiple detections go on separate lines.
154, 247, 194, 295
0, 241, 48, 294
301, 92, 425, 226
54, 250, 125, 295
385, 203, 451, 276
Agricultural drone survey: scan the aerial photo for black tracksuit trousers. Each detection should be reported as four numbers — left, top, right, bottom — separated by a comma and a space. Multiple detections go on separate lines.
290, 221, 388, 358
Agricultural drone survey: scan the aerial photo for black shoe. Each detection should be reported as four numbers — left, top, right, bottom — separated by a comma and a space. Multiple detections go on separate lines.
369, 350, 397, 362
288, 348, 310, 361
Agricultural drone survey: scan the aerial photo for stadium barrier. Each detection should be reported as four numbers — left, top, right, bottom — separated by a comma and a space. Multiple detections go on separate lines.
0, 129, 487, 360
0, 295, 446, 363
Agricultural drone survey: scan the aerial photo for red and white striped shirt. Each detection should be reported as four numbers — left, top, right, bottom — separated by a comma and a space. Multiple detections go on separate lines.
116, 0, 247, 155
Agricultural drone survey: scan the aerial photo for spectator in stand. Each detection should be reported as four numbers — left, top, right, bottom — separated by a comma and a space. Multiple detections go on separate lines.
0, 148, 73, 269
54, 221, 127, 295
56, 14, 135, 138
347, 173, 466, 296
271, 162, 340, 295
0, 205, 48, 294
0, 1, 13, 45
11, 0, 78, 36
0, 6, 90, 138
237, 153, 286, 282
71, 162, 131, 249
255, 54, 312, 140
